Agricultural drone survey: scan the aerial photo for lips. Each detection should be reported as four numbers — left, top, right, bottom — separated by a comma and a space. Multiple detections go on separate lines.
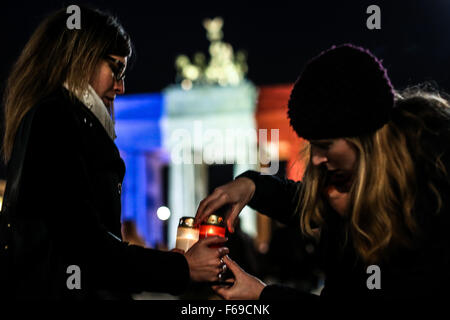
326, 170, 353, 193
102, 97, 114, 109
331, 172, 349, 183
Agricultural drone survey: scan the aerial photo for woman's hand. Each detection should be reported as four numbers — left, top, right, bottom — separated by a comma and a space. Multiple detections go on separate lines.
212, 256, 266, 300
195, 177, 256, 233
185, 236, 229, 282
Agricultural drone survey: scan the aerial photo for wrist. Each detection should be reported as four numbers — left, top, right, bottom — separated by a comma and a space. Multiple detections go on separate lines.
235, 170, 259, 203
238, 177, 256, 199
254, 280, 267, 300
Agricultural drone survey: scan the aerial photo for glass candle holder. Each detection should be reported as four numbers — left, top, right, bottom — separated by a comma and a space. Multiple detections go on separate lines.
199, 214, 230, 285
175, 217, 199, 252
199, 214, 226, 246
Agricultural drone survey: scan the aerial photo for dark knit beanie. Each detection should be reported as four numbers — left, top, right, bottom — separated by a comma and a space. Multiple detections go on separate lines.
287, 44, 395, 140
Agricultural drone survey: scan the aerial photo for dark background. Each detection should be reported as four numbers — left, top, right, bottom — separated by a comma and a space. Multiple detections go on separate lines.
1, 0, 450, 176
2, 0, 450, 94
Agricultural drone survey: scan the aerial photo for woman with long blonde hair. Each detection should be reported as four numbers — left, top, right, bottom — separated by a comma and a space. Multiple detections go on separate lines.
195, 44, 450, 301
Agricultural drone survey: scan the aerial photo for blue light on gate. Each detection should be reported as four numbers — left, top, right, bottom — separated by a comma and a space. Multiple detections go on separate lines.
114, 93, 166, 247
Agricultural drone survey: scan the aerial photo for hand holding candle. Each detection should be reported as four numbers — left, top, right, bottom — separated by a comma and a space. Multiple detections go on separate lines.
184, 236, 229, 283
176, 215, 227, 250
175, 215, 229, 283
199, 214, 226, 247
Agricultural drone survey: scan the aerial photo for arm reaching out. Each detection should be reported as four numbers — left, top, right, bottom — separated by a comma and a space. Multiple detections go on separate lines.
195, 170, 303, 233
195, 177, 255, 233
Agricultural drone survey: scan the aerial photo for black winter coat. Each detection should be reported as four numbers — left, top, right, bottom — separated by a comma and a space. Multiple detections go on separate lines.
0, 88, 190, 299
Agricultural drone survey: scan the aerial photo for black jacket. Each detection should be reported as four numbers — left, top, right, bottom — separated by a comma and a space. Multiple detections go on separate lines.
237, 134, 450, 301
0, 88, 190, 299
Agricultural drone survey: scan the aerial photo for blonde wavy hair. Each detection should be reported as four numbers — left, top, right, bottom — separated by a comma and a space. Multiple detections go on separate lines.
298, 87, 450, 264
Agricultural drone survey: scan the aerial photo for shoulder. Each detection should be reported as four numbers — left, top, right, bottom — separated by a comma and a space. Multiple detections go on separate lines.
30, 88, 98, 135
26, 88, 89, 148
33, 88, 79, 121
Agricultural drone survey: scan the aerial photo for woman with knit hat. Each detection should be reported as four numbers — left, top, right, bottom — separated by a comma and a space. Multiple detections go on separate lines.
195, 44, 450, 300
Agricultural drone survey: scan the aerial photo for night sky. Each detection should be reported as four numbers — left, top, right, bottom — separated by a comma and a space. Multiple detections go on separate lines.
1, 0, 450, 176
2, 0, 450, 94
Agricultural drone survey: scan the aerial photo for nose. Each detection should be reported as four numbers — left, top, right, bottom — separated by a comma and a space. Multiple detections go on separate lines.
311, 147, 328, 166
114, 79, 125, 95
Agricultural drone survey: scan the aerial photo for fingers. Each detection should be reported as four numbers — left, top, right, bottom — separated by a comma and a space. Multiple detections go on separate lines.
195, 185, 234, 226
218, 247, 230, 258
212, 278, 235, 293
212, 278, 234, 290
222, 255, 241, 278
213, 256, 266, 300
225, 204, 244, 233
226, 218, 235, 234
216, 257, 227, 278
195, 193, 221, 225
210, 257, 227, 282
199, 236, 228, 247
213, 278, 236, 299
197, 195, 230, 226
214, 287, 229, 299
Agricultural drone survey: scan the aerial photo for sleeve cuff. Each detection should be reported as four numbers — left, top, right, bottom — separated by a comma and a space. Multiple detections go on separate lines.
235, 170, 261, 208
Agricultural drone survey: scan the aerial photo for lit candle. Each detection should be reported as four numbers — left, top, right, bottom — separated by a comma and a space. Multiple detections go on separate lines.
175, 217, 199, 252
199, 224, 226, 239
199, 214, 228, 284
199, 214, 226, 247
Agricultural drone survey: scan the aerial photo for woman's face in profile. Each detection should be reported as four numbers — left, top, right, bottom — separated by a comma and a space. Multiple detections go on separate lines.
309, 138, 357, 184
90, 54, 127, 114
310, 138, 357, 215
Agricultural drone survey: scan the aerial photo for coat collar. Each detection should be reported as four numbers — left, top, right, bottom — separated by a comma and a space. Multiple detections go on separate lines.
63, 83, 117, 141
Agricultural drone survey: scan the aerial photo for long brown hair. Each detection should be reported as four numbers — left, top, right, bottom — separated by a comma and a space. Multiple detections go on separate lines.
2, 6, 132, 163
298, 87, 450, 264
